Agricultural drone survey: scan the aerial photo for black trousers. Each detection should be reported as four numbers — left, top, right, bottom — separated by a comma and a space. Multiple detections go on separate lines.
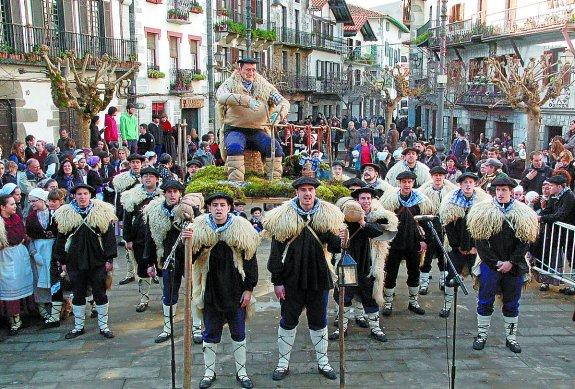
68, 265, 108, 306
333, 277, 379, 313
280, 287, 328, 331
385, 248, 421, 289
446, 250, 477, 283
420, 233, 446, 273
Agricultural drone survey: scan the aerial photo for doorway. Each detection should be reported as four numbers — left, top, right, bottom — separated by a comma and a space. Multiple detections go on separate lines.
494, 121, 513, 142
0, 100, 14, 155
546, 125, 563, 146
181, 108, 199, 136
469, 118, 486, 144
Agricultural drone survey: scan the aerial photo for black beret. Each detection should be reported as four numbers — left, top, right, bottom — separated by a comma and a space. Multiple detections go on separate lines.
490, 176, 518, 188
127, 153, 146, 162
70, 183, 95, 196
429, 166, 448, 175
547, 174, 567, 185
186, 159, 203, 168
402, 147, 419, 155
160, 180, 185, 192
140, 166, 160, 178
351, 187, 378, 199
238, 57, 258, 64
331, 161, 345, 169
250, 206, 262, 214
361, 163, 380, 173
396, 171, 417, 181
456, 172, 479, 183
205, 191, 234, 206
342, 178, 366, 189
292, 176, 321, 189
159, 153, 172, 164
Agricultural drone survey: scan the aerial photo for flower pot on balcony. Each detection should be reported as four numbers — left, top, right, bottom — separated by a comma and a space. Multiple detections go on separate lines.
224, 32, 238, 44
215, 23, 229, 32
190, 6, 203, 14
216, 9, 229, 16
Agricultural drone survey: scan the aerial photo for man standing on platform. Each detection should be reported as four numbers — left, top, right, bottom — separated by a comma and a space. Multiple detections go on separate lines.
467, 176, 539, 353
264, 177, 346, 381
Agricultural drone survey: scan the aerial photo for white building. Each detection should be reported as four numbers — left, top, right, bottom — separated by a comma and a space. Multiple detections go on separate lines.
0, 0, 135, 147
135, 0, 209, 134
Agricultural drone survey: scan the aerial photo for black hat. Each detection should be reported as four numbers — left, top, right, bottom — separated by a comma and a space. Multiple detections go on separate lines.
361, 163, 380, 174
127, 153, 146, 162
402, 147, 419, 156
205, 191, 234, 206
331, 161, 345, 169
292, 176, 321, 189
70, 183, 95, 196
159, 153, 172, 164
547, 174, 567, 185
456, 172, 479, 183
160, 180, 185, 192
490, 176, 518, 189
396, 171, 417, 181
429, 166, 448, 175
342, 178, 366, 189
250, 206, 262, 214
140, 166, 160, 178
234, 200, 246, 206
238, 57, 258, 65
351, 187, 378, 199
186, 159, 203, 168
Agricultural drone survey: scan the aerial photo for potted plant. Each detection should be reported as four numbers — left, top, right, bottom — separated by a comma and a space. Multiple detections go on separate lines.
216, 8, 229, 16
192, 73, 206, 81
214, 21, 229, 32
148, 69, 166, 78
190, 1, 203, 13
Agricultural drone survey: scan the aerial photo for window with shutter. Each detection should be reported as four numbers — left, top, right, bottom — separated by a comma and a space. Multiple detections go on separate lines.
169, 36, 179, 70
103, 0, 113, 37
190, 40, 198, 70
78, 0, 89, 34
30, 0, 45, 28
62, 0, 74, 32
147, 33, 157, 67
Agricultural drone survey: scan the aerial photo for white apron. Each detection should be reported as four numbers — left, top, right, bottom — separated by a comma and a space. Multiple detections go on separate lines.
0, 244, 34, 301
32, 238, 55, 289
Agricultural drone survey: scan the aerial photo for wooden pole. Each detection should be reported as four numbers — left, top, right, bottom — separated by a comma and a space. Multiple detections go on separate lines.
183, 232, 194, 389
338, 285, 346, 389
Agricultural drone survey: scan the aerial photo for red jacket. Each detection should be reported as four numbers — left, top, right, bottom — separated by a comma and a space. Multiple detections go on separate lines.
104, 114, 119, 142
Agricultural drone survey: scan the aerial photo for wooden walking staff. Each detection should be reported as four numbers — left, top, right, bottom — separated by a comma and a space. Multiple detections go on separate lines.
183, 224, 194, 389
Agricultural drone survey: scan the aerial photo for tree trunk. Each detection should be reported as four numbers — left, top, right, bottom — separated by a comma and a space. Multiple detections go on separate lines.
526, 108, 542, 155
79, 114, 91, 149
385, 103, 396, 131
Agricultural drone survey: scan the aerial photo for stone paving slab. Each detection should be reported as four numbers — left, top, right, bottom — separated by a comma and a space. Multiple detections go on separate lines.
0, 242, 573, 388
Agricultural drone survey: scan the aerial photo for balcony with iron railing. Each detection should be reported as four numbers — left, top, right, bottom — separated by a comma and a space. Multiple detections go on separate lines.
170, 68, 204, 93
459, 83, 511, 108
346, 47, 376, 65
273, 26, 314, 49
316, 73, 346, 95
428, 0, 575, 47
0, 23, 136, 65
167, 0, 203, 24
312, 32, 347, 54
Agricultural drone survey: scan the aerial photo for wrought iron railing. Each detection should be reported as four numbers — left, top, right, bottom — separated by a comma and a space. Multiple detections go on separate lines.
0, 23, 136, 63
273, 26, 314, 48
170, 68, 203, 92
459, 84, 511, 108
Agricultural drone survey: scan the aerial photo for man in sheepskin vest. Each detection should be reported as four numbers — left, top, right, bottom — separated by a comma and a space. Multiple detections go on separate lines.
264, 177, 346, 381
216, 57, 290, 181
384, 147, 431, 188
190, 192, 260, 389
467, 176, 539, 354
418, 166, 457, 295
52, 183, 118, 339
142, 180, 197, 344
361, 163, 394, 198
112, 153, 144, 286
379, 171, 433, 316
438, 172, 490, 318
120, 166, 163, 313
329, 187, 398, 342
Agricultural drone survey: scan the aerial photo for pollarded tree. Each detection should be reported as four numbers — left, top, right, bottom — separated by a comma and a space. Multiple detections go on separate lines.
445, 59, 468, 136
487, 55, 572, 154
40, 45, 139, 147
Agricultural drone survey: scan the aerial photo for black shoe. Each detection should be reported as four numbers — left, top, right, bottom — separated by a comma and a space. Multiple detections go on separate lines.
119, 276, 135, 285
408, 303, 425, 315
8, 328, 19, 336
560, 287, 575, 296
154, 332, 171, 343
472, 336, 486, 350
355, 316, 368, 328
370, 330, 388, 342
272, 367, 289, 381
318, 366, 337, 380
118, 241, 125, 247
419, 286, 429, 295
100, 329, 115, 339
539, 284, 549, 291
152, 276, 160, 284
439, 308, 451, 318
65, 328, 85, 339
439, 284, 445, 291
199, 375, 216, 389
40, 320, 60, 329
135, 302, 148, 313
193, 334, 203, 344
506, 339, 522, 353
380, 306, 393, 316
328, 329, 347, 340
236, 375, 253, 389
90, 308, 97, 319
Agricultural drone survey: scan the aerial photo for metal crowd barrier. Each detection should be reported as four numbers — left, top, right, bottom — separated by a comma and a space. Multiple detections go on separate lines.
534, 221, 575, 287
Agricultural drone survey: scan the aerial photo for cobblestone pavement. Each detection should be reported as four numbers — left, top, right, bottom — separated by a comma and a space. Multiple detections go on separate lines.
1, 241, 574, 389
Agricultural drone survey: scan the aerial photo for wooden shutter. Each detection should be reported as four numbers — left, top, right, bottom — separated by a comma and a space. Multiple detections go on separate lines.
30, 0, 44, 27
62, 0, 74, 31
103, 0, 113, 37
78, 0, 89, 34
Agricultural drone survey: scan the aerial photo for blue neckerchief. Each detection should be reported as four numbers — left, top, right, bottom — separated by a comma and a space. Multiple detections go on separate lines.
70, 199, 94, 215
552, 187, 569, 200
402, 161, 416, 172
142, 185, 159, 199
290, 197, 321, 217
207, 213, 235, 233
242, 80, 253, 93
398, 189, 424, 208
450, 189, 476, 209
493, 198, 515, 214
161, 202, 176, 218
